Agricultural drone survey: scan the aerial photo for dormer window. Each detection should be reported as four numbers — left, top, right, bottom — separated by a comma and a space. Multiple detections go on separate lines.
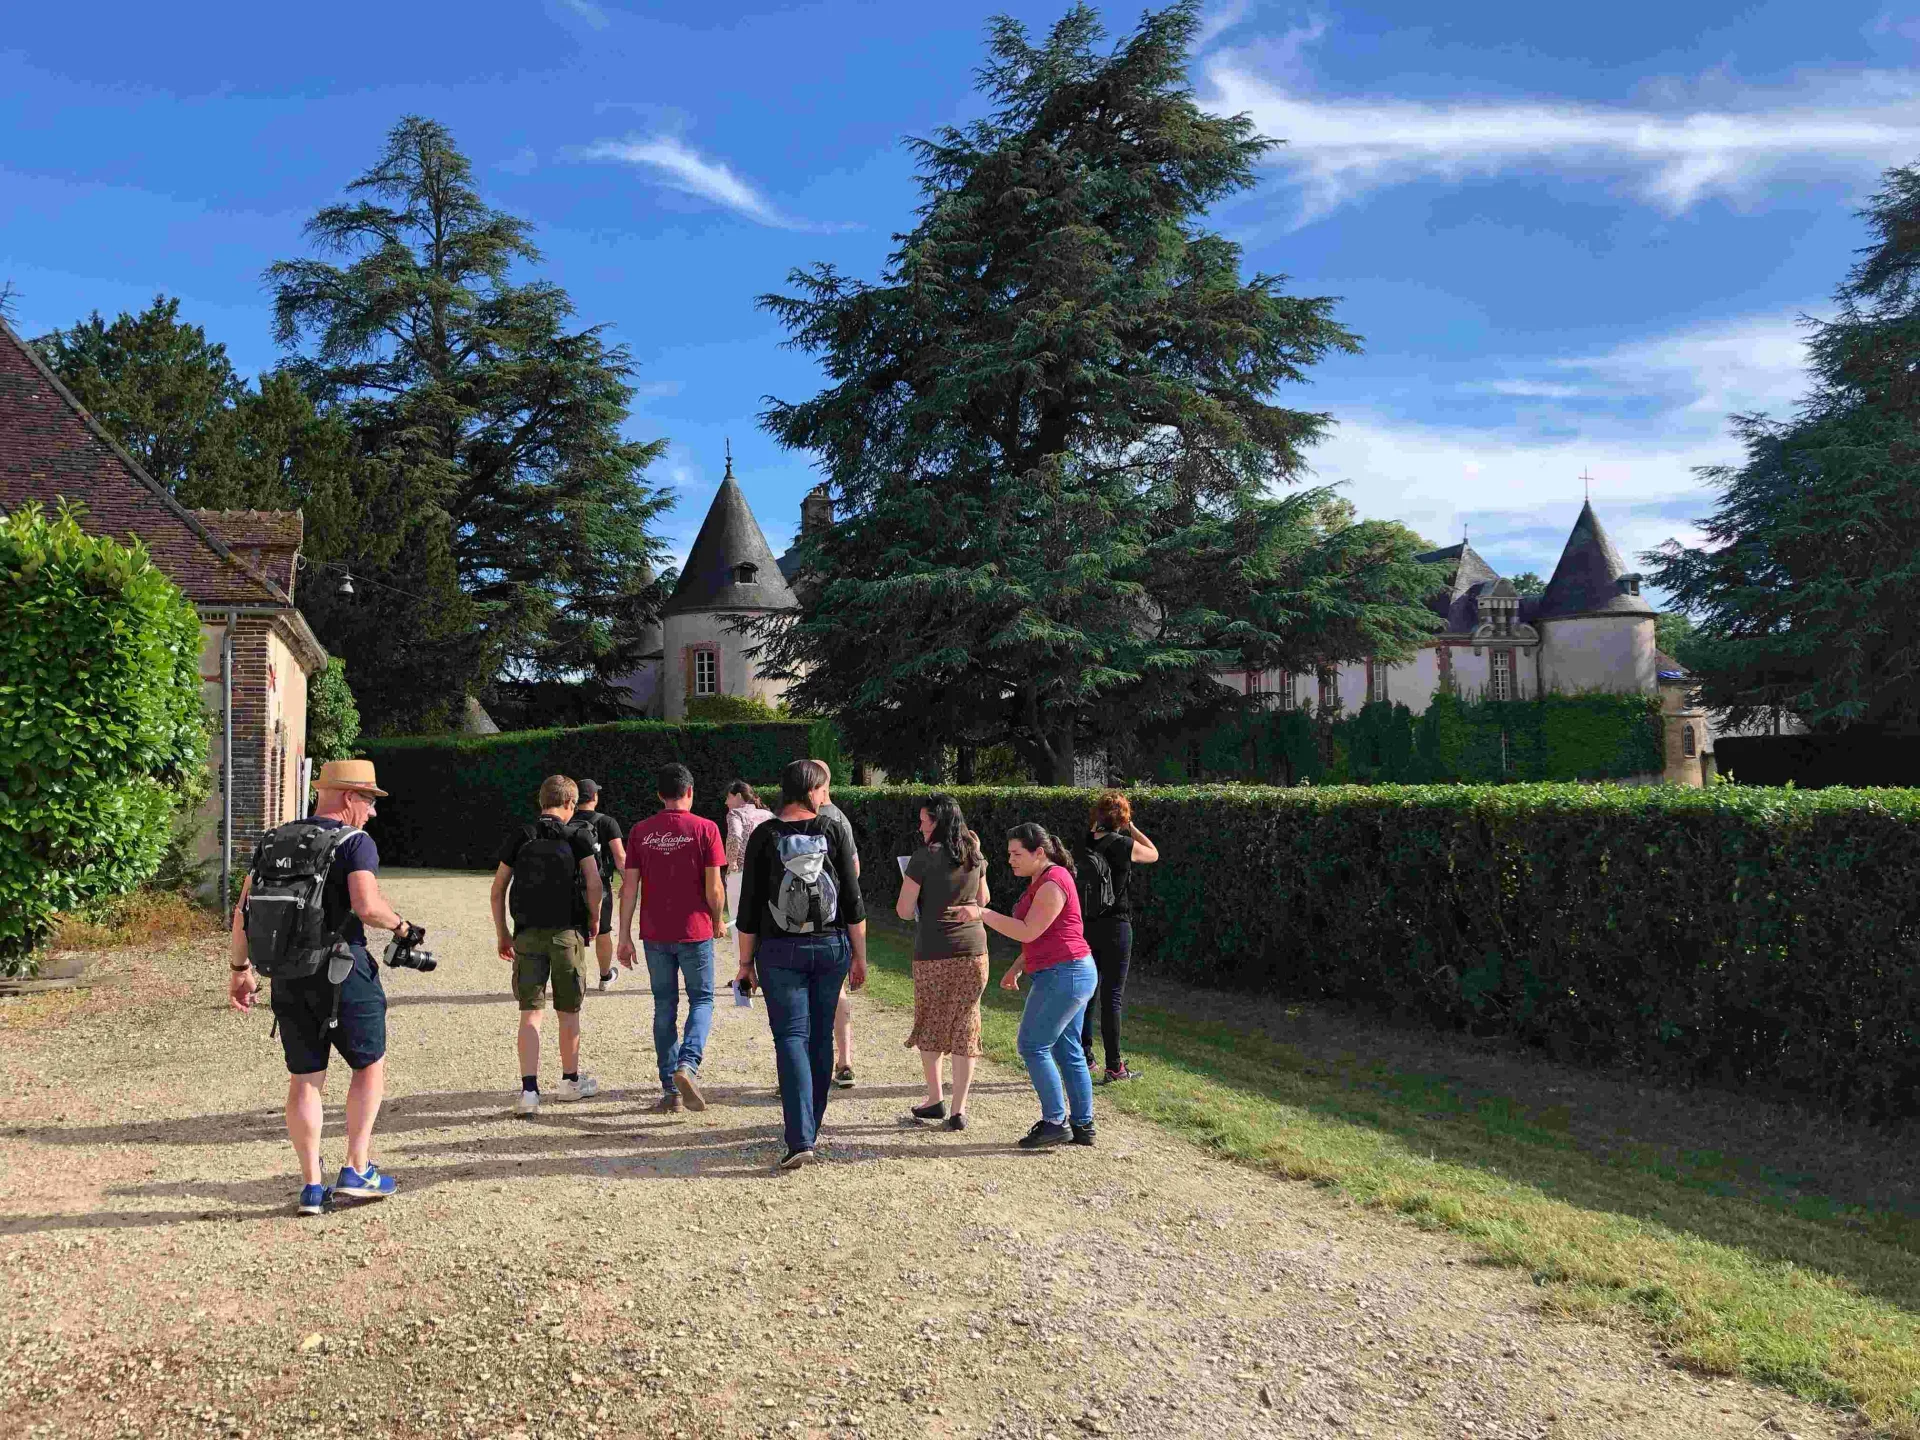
1617, 573, 1643, 596
734, 563, 758, 585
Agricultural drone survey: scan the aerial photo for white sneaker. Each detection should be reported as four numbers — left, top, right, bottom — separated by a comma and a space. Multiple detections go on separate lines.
515, 1089, 540, 1116
598, 968, 617, 993
555, 1074, 600, 1101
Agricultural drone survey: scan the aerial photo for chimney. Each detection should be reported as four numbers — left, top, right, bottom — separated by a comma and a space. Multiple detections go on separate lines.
800, 484, 833, 536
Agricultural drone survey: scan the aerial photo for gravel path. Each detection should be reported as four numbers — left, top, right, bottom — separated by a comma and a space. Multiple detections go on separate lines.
0, 869, 1854, 1440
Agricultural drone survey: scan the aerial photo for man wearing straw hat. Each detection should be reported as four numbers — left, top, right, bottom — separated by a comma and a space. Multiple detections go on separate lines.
229, 758, 412, 1215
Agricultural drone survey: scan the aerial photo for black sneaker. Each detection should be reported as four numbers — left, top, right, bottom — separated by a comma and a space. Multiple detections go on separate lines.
911, 1099, 947, 1121
1071, 1122, 1097, 1147
944, 1113, 968, 1132
1017, 1121, 1070, 1151
779, 1148, 815, 1170
833, 1065, 856, 1089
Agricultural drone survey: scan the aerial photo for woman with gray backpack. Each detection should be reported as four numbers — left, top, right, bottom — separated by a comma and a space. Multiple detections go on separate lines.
733, 758, 868, 1169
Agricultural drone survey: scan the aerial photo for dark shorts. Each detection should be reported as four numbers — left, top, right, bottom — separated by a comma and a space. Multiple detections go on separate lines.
598, 885, 614, 936
270, 944, 387, 1075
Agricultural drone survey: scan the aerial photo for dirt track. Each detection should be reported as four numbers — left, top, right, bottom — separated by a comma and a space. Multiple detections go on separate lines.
0, 869, 1852, 1439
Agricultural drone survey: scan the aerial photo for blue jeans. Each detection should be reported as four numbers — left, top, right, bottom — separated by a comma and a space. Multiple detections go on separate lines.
644, 940, 716, 1095
756, 930, 852, 1154
1017, 956, 1097, 1126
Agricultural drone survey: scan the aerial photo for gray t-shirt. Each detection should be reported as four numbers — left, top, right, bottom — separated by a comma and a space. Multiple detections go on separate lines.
905, 845, 986, 959
818, 802, 859, 875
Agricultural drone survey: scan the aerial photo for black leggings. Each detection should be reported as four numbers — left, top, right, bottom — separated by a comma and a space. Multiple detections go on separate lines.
1079, 918, 1133, 1073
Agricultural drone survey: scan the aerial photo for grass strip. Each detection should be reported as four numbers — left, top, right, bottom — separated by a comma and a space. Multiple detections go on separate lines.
858, 922, 1920, 1435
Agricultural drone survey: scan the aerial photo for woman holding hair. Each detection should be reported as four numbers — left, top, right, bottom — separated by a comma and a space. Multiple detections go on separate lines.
1081, 790, 1158, 1084
952, 823, 1097, 1150
722, 781, 774, 926
895, 793, 989, 1131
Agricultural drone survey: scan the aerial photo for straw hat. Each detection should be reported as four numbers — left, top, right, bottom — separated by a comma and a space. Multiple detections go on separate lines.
314, 758, 388, 796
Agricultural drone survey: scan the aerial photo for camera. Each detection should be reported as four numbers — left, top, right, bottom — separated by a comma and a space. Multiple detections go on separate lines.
383, 922, 436, 974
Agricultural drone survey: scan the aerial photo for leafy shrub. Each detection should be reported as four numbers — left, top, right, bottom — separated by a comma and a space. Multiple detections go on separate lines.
0, 503, 207, 972
1132, 693, 1661, 785
359, 720, 811, 865
829, 781, 1920, 1121
307, 657, 362, 763
686, 694, 784, 723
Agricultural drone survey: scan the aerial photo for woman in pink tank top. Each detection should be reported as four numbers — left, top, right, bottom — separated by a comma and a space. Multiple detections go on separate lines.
953, 822, 1099, 1150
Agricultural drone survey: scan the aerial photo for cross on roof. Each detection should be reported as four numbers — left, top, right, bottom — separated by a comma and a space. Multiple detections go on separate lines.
1580, 467, 1596, 500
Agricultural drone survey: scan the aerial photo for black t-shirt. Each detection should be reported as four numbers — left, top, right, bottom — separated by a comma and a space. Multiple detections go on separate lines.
1085, 830, 1134, 921
300, 817, 379, 947
580, 810, 622, 879
497, 817, 599, 929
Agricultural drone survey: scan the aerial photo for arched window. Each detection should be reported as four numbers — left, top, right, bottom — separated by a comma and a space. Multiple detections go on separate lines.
734, 562, 758, 585
1682, 723, 1697, 758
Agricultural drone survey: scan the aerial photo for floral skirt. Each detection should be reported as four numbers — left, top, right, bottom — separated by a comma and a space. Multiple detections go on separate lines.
904, 954, 989, 1057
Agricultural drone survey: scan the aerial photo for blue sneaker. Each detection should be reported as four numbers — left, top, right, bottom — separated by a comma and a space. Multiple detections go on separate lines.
334, 1162, 397, 1201
297, 1184, 333, 1216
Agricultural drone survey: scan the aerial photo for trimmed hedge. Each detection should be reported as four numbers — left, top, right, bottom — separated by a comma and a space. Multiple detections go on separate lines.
829, 782, 1920, 1121
1, 503, 207, 971
359, 721, 812, 867
1135, 693, 1663, 785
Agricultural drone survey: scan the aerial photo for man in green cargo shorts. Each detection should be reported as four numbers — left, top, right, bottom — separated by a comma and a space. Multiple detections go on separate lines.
490, 775, 604, 1117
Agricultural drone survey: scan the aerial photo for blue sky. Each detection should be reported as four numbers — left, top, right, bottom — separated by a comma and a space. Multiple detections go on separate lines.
6, 0, 1919, 588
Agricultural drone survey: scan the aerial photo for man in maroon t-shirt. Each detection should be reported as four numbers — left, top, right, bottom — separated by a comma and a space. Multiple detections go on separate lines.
616, 763, 727, 1112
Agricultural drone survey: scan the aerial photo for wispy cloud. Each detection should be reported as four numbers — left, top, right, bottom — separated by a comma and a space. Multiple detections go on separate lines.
558, 0, 609, 30
1207, 53, 1920, 221
1308, 312, 1817, 578
582, 133, 842, 231
1195, 1, 1255, 50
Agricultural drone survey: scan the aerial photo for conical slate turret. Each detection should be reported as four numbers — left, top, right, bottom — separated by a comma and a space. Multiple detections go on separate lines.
661, 459, 797, 616
1537, 501, 1653, 620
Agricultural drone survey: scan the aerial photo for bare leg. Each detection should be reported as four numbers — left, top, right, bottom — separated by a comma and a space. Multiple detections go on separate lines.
919, 1049, 944, 1106
343, 1059, 385, 1173
950, 1054, 977, 1117
834, 988, 853, 1069
517, 1009, 544, 1078
558, 1011, 582, 1073
286, 1072, 326, 1186
595, 932, 614, 979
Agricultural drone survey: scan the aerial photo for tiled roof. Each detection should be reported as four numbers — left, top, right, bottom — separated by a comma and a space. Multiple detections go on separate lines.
662, 463, 796, 616
193, 510, 304, 598
1537, 501, 1655, 620
0, 318, 290, 606
1414, 540, 1503, 632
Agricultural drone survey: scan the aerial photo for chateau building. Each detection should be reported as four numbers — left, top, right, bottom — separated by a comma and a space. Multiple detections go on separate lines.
621, 467, 1708, 784
1221, 500, 1709, 784
0, 319, 329, 890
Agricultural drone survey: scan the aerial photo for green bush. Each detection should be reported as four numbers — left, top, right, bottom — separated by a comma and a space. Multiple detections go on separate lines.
307, 657, 362, 763
685, 694, 784, 723
0, 503, 208, 972
828, 781, 1920, 1121
359, 720, 812, 866
1133, 692, 1661, 785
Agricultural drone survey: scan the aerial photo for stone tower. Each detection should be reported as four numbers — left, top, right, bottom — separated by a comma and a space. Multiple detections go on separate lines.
658, 452, 798, 720
1534, 500, 1657, 695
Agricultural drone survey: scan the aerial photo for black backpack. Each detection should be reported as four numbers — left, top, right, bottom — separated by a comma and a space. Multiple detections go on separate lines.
1077, 838, 1116, 923
510, 817, 590, 930
243, 821, 362, 979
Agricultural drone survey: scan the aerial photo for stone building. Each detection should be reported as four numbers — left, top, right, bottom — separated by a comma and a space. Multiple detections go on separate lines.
0, 319, 328, 889
646, 453, 802, 720
1221, 500, 1706, 784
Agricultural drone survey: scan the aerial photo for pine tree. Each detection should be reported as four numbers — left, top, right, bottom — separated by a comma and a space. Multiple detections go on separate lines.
1648, 161, 1920, 731
267, 116, 674, 691
755, 3, 1438, 781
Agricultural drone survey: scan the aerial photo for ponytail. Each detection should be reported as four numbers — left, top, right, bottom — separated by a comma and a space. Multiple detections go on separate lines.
1006, 821, 1076, 874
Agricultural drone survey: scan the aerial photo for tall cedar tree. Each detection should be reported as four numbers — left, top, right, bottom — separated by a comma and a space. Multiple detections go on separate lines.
756, 4, 1440, 782
268, 117, 674, 701
1649, 160, 1920, 731
36, 296, 480, 733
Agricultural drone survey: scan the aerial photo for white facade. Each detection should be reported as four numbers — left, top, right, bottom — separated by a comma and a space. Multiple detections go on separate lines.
661, 609, 793, 720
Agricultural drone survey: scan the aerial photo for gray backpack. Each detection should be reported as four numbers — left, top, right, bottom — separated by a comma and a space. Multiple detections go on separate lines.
767, 829, 840, 934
